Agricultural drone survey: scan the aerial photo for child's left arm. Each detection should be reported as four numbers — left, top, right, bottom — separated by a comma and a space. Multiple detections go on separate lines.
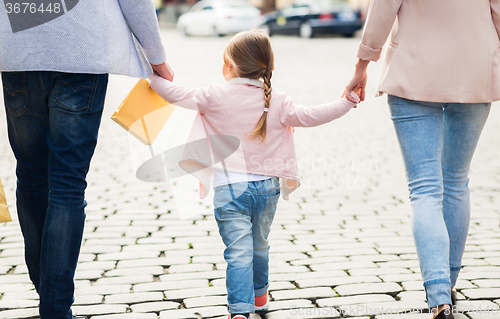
279, 91, 360, 128
149, 73, 211, 114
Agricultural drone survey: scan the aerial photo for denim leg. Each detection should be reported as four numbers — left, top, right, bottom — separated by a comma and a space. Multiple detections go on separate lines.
2, 71, 108, 319
441, 103, 490, 288
252, 179, 279, 298
2, 72, 50, 292
388, 95, 451, 308
214, 184, 255, 314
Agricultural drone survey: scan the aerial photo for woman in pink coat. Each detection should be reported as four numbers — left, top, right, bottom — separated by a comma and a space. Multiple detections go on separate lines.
344, 1, 500, 318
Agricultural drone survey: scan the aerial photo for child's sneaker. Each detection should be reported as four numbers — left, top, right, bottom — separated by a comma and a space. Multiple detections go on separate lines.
255, 291, 268, 311
228, 314, 249, 319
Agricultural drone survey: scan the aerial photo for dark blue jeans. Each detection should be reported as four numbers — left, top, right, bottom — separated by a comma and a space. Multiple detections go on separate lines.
2, 71, 108, 319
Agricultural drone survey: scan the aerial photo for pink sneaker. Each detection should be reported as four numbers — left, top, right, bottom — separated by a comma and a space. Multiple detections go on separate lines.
255, 291, 268, 311
228, 315, 249, 319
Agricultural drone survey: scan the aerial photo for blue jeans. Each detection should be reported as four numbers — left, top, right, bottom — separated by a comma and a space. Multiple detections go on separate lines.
2, 71, 108, 319
214, 178, 280, 314
388, 95, 490, 308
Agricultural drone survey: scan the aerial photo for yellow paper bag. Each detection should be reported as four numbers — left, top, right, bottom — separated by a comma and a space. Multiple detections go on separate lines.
0, 178, 12, 223
111, 78, 176, 145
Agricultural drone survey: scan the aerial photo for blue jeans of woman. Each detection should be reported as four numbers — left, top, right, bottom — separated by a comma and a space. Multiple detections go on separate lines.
388, 95, 490, 308
2, 71, 108, 319
214, 178, 280, 314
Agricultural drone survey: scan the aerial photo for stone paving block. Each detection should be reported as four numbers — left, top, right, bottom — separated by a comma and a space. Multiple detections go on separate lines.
160, 270, 225, 282
316, 294, 395, 307
456, 300, 499, 312
134, 279, 209, 292
168, 263, 214, 274
0, 274, 31, 284
77, 261, 117, 271
75, 269, 104, 280
296, 275, 382, 289
454, 279, 477, 290
335, 282, 402, 296
165, 286, 227, 300
269, 270, 347, 282
183, 295, 227, 308
90, 314, 159, 319
397, 291, 426, 302
473, 279, 500, 288
0, 283, 34, 293
72, 304, 128, 316
401, 281, 425, 291
187, 306, 228, 318
376, 260, 420, 268
105, 292, 164, 304
460, 271, 500, 280
310, 261, 377, 272
94, 275, 153, 286
74, 294, 104, 305
350, 255, 402, 262
289, 256, 349, 266
461, 288, 500, 299
0, 307, 39, 319
75, 284, 132, 296
0, 291, 38, 301
268, 299, 314, 311
468, 312, 500, 319
271, 287, 336, 301
349, 267, 413, 277
130, 301, 180, 313
269, 281, 297, 291
0, 299, 39, 309
338, 300, 428, 317
158, 308, 199, 319
380, 273, 422, 282
265, 307, 340, 319
80, 245, 122, 254
106, 266, 164, 277
98, 251, 160, 261
117, 257, 190, 268
376, 314, 468, 319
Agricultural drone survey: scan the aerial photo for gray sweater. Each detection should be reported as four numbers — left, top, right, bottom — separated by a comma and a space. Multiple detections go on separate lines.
0, 0, 166, 78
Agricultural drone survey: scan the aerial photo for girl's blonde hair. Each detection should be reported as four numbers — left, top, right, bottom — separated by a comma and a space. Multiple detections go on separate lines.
223, 29, 274, 140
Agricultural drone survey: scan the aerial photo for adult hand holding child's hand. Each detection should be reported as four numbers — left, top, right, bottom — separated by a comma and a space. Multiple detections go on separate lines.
151, 62, 174, 82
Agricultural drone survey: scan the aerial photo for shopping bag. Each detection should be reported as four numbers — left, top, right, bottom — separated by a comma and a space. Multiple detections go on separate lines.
0, 178, 12, 223
111, 78, 176, 145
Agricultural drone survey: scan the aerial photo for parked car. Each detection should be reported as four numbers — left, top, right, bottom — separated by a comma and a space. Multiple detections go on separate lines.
261, 0, 363, 38
177, 0, 263, 37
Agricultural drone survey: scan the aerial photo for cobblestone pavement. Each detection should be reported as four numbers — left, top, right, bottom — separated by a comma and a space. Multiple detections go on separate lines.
1, 29, 500, 319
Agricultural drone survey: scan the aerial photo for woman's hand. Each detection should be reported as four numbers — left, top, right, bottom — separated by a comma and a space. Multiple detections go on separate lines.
343, 58, 369, 103
151, 62, 174, 82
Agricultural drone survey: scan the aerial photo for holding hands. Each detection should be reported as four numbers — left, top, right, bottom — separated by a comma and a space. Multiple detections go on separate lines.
344, 58, 369, 103
151, 62, 174, 81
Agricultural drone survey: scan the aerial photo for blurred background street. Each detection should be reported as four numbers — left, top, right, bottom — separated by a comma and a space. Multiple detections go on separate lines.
1, 9, 500, 319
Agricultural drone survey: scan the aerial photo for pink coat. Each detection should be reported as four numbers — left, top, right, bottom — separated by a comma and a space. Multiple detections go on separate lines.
149, 75, 358, 199
358, 0, 500, 103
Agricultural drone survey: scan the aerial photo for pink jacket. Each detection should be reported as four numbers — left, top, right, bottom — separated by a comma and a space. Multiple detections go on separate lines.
149, 75, 359, 199
358, 0, 500, 103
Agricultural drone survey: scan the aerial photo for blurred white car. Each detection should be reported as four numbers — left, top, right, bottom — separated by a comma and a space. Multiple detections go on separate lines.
177, 0, 263, 36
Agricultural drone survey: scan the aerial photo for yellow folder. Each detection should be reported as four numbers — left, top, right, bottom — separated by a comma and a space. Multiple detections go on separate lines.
111, 78, 176, 145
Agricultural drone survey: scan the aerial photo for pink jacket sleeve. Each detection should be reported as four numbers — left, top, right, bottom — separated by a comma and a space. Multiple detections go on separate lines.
357, 0, 403, 61
279, 92, 358, 128
149, 74, 211, 114
492, 0, 500, 39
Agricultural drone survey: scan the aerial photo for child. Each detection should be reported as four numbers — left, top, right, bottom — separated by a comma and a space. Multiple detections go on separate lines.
150, 29, 360, 319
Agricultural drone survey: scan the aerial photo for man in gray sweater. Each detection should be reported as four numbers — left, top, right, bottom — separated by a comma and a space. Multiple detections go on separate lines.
0, 1, 173, 318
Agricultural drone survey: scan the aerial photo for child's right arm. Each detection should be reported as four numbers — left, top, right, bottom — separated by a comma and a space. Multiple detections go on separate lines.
149, 73, 211, 114
279, 91, 360, 128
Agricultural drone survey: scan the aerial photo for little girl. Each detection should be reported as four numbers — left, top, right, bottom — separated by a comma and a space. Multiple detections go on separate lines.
150, 29, 360, 319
